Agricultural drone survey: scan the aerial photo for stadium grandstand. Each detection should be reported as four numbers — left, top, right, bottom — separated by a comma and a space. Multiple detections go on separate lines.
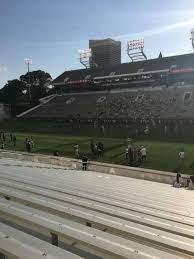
18, 53, 194, 121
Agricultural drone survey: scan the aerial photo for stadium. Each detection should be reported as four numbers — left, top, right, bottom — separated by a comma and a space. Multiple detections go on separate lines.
2, 31, 194, 259
18, 52, 194, 122
13, 38, 194, 173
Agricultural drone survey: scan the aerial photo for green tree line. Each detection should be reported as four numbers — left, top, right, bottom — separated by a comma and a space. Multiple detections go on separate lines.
0, 70, 53, 115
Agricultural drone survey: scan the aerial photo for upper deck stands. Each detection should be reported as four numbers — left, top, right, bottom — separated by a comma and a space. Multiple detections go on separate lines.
52, 53, 194, 84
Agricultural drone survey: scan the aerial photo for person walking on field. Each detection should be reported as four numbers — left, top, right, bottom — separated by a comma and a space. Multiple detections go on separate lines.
74, 144, 79, 158
25, 137, 34, 153
82, 154, 88, 171
178, 150, 185, 164
90, 139, 94, 154
13, 135, 16, 147
2, 133, 6, 142
125, 147, 128, 160
140, 146, 147, 162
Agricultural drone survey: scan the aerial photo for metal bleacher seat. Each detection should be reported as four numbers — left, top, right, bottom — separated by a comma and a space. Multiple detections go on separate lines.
0, 166, 194, 258
0, 222, 83, 259
0, 198, 186, 259
0, 185, 194, 253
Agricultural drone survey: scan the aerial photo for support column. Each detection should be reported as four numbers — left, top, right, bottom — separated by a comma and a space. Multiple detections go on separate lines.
51, 232, 58, 247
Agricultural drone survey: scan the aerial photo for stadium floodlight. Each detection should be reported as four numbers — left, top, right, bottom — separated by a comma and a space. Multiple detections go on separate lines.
128, 39, 144, 51
191, 29, 194, 50
24, 58, 32, 103
127, 39, 147, 62
79, 48, 92, 59
24, 58, 32, 65
79, 48, 97, 68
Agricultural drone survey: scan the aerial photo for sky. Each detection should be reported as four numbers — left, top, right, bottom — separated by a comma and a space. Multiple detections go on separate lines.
1, 0, 194, 88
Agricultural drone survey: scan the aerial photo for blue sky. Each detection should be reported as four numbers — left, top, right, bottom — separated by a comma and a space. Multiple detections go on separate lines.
1, 0, 194, 87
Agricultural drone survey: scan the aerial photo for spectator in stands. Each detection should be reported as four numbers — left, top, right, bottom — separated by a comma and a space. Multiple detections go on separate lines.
82, 154, 88, 171
164, 125, 167, 134
74, 144, 79, 158
101, 125, 105, 135
144, 126, 149, 135
135, 129, 139, 138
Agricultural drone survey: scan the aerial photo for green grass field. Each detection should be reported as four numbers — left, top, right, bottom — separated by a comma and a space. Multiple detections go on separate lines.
2, 131, 194, 175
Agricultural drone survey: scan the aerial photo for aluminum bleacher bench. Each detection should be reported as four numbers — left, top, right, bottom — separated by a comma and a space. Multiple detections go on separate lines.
0, 169, 193, 216
0, 222, 83, 259
0, 173, 194, 225
1, 182, 194, 238
0, 165, 191, 206
0, 198, 184, 259
0, 185, 194, 251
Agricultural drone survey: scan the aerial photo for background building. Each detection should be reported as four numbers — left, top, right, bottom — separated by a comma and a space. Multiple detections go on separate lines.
89, 38, 121, 68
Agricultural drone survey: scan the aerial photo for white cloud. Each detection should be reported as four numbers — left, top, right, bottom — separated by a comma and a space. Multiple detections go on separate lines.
114, 18, 194, 41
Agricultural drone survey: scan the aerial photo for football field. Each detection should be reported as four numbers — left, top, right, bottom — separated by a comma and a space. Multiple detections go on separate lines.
1, 131, 194, 174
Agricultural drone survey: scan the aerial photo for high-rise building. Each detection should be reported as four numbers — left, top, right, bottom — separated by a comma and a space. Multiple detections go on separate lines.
89, 38, 121, 68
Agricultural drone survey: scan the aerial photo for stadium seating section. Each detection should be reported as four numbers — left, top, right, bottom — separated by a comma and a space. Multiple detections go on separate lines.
20, 84, 194, 120
19, 53, 194, 120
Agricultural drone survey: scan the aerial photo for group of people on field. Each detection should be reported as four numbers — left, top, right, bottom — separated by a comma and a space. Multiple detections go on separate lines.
173, 172, 194, 190
0, 132, 16, 149
25, 137, 34, 153
0, 131, 34, 153
125, 139, 147, 165
90, 140, 104, 157
72, 140, 105, 171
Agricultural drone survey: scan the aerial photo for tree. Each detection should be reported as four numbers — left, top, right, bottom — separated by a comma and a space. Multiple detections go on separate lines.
0, 70, 52, 116
0, 79, 27, 115
20, 70, 52, 105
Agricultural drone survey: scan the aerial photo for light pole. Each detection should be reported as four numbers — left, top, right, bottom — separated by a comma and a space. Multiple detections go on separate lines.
24, 58, 32, 103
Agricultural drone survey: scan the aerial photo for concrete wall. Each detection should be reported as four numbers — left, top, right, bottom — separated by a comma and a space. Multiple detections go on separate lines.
0, 150, 189, 185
